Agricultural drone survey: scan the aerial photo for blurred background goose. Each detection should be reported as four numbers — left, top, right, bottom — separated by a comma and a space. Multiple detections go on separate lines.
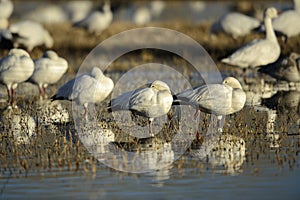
272, 0, 300, 38
29, 50, 68, 99
73, 1, 112, 35
0, 48, 34, 106
109, 80, 173, 137
0, 0, 13, 29
211, 12, 260, 39
221, 7, 280, 70
8, 20, 54, 51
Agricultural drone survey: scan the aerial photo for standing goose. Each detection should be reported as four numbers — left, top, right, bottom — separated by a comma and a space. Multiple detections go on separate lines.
272, 0, 300, 38
221, 7, 280, 69
258, 52, 300, 82
0, 48, 34, 106
109, 80, 173, 137
29, 50, 68, 98
73, 1, 112, 35
174, 77, 246, 131
51, 67, 114, 116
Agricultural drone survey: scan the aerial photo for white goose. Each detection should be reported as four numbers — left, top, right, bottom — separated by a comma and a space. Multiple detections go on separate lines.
8, 20, 54, 51
0, 48, 34, 106
272, 0, 300, 38
174, 77, 246, 131
109, 80, 173, 137
221, 7, 280, 69
211, 12, 260, 39
29, 50, 68, 98
73, 1, 112, 35
51, 67, 114, 115
0, 0, 13, 29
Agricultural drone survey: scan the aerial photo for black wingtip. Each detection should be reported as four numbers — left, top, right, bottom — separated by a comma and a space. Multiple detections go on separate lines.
50, 95, 65, 102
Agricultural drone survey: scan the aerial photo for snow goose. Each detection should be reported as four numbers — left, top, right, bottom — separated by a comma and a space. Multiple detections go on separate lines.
211, 12, 260, 39
73, 1, 112, 35
272, 0, 300, 38
8, 20, 53, 51
64, 1, 93, 23
29, 50, 68, 98
24, 5, 68, 24
0, 0, 13, 28
109, 80, 173, 137
51, 67, 114, 116
174, 77, 246, 131
221, 7, 280, 69
258, 52, 300, 82
0, 48, 34, 106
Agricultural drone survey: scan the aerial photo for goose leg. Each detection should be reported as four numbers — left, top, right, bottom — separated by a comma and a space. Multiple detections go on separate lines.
12, 88, 17, 107
149, 118, 154, 137
39, 86, 43, 99
217, 115, 223, 133
6, 87, 12, 106
193, 108, 201, 120
43, 86, 48, 99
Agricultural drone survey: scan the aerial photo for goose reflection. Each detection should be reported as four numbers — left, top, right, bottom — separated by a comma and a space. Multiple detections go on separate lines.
0, 107, 36, 144
189, 134, 246, 175
262, 90, 300, 136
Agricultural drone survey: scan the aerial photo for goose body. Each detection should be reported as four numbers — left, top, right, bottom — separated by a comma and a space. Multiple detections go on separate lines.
30, 50, 68, 98
0, 48, 34, 105
109, 80, 173, 136
8, 20, 53, 51
52, 67, 114, 111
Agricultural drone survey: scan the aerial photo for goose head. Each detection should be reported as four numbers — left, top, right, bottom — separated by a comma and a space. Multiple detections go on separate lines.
150, 80, 171, 93
43, 50, 58, 59
264, 7, 278, 20
223, 77, 242, 89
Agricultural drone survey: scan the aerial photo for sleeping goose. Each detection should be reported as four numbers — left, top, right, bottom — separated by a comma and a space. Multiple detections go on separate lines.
0, 48, 34, 106
29, 50, 68, 98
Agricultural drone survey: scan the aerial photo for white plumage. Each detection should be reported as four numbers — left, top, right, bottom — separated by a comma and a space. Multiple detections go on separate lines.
221, 7, 280, 69
0, 48, 34, 106
211, 12, 260, 39
8, 20, 54, 51
73, 2, 112, 35
52, 67, 114, 114
29, 50, 68, 98
272, 0, 300, 38
175, 77, 246, 117
109, 80, 173, 136
0, 0, 13, 29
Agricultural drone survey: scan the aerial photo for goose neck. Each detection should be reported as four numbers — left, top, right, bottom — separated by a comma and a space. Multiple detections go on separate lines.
264, 17, 277, 43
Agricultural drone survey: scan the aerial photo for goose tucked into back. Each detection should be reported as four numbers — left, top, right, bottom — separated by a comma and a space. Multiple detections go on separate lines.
0, 48, 34, 106
51, 67, 114, 116
29, 50, 68, 98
